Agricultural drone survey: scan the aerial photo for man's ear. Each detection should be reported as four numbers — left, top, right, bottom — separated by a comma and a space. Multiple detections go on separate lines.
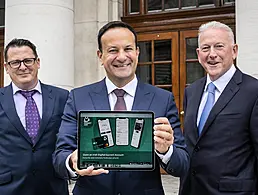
97, 50, 102, 59
36, 58, 40, 69
196, 48, 201, 63
97, 50, 103, 65
4, 63, 9, 74
232, 44, 238, 60
136, 46, 140, 56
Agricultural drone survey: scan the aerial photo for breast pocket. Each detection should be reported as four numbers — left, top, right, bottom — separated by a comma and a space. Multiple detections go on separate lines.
218, 112, 242, 119
49, 114, 63, 123
215, 112, 244, 127
46, 114, 63, 130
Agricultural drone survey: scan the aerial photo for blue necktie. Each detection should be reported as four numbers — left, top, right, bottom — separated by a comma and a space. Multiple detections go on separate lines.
198, 82, 216, 135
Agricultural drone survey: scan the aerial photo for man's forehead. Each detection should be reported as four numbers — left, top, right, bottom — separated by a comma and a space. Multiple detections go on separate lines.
200, 32, 230, 42
8, 46, 32, 52
102, 27, 135, 40
7, 46, 34, 58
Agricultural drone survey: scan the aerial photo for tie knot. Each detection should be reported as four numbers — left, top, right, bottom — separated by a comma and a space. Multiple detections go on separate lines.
20, 90, 37, 99
113, 89, 126, 97
207, 83, 216, 94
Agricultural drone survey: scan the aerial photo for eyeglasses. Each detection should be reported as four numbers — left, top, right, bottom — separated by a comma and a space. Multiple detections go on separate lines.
7, 58, 37, 69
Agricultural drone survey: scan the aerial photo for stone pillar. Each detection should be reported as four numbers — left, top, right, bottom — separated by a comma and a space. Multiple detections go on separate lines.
74, 0, 99, 87
74, 0, 123, 87
236, 0, 258, 79
4, 0, 74, 90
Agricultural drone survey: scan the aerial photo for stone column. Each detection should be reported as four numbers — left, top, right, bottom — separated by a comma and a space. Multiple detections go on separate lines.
74, 0, 123, 87
236, 0, 258, 79
74, 0, 99, 87
4, 0, 74, 90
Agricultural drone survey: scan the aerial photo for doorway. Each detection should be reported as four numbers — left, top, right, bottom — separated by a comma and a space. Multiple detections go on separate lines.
136, 30, 204, 126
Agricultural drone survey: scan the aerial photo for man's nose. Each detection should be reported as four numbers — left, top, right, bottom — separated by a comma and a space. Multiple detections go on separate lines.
209, 47, 217, 58
117, 50, 127, 61
19, 61, 27, 70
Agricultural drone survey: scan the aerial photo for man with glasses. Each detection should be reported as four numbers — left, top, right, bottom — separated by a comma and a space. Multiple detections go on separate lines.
0, 38, 69, 195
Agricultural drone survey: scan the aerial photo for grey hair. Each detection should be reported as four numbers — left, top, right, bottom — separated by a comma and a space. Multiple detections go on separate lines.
198, 21, 235, 47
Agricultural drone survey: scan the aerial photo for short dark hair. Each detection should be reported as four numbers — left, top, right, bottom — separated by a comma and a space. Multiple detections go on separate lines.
97, 21, 138, 52
4, 38, 38, 62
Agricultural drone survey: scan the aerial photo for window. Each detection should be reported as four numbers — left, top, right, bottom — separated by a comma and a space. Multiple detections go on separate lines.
128, 0, 140, 14
136, 32, 179, 105
125, 0, 235, 15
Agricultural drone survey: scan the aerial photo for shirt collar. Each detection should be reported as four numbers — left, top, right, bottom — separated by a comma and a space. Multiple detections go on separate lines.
105, 75, 138, 97
12, 80, 42, 95
204, 65, 236, 93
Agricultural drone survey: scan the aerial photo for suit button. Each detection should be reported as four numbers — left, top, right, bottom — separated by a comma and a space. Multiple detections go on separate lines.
194, 146, 200, 152
32, 170, 36, 176
32, 148, 35, 152
192, 170, 196, 176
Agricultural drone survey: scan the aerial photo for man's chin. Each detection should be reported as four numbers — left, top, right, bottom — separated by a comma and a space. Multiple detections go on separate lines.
17, 79, 34, 85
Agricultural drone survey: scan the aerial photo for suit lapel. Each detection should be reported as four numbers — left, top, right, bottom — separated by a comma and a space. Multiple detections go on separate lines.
0, 85, 32, 144
34, 83, 55, 144
188, 78, 206, 144
89, 79, 111, 110
198, 69, 242, 139
132, 82, 154, 111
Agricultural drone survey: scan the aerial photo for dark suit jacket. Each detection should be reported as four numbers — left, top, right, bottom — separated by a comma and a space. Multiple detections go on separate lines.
0, 82, 69, 195
180, 69, 258, 195
53, 79, 189, 195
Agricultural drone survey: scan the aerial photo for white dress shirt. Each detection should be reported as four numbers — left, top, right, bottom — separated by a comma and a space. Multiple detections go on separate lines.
105, 75, 137, 111
197, 65, 236, 126
12, 81, 43, 129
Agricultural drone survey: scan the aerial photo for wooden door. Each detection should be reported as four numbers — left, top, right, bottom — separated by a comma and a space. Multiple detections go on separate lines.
137, 30, 204, 128
179, 30, 205, 127
137, 32, 180, 109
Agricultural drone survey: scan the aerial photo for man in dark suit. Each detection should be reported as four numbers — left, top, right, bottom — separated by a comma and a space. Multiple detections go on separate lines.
180, 21, 258, 195
0, 38, 69, 195
53, 21, 189, 195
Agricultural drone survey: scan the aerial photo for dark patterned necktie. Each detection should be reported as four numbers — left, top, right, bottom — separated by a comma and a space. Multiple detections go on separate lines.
113, 89, 127, 111
20, 90, 40, 143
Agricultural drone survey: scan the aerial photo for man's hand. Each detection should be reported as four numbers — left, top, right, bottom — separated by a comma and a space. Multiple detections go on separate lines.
153, 117, 174, 154
69, 149, 109, 176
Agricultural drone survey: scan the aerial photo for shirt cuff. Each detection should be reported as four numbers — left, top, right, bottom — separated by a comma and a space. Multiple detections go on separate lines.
65, 153, 77, 178
155, 145, 173, 164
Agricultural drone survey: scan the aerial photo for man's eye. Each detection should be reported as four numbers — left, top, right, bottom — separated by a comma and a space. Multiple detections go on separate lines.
125, 48, 133, 51
24, 59, 33, 64
201, 47, 209, 52
109, 49, 117, 53
10, 61, 20, 65
215, 45, 224, 49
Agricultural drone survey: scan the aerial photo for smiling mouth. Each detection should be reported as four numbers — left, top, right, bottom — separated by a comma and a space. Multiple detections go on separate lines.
113, 64, 130, 68
17, 73, 30, 76
208, 61, 219, 65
